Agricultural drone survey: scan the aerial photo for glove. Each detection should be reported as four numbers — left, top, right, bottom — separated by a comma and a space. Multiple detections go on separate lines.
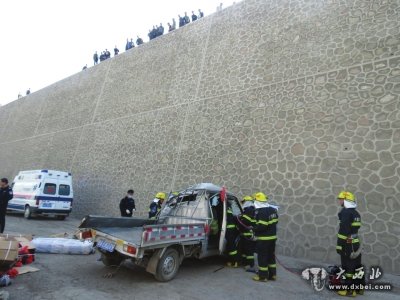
133, 209, 136, 212
126, 209, 130, 214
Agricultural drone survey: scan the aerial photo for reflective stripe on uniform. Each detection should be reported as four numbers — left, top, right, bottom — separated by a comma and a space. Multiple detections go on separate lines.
351, 222, 361, 227
268, 264, 276, 268
345, 273, 354, 278
336, 246, 342, 250
243, 232, 252, 236
228, 250, 237, 256
337, 234, 347, 240
246, 256, 254, 259
259, 266, 269, 271
257, 220, 270, 226
257, 235, 277, 241
243, 215, 256, 223
227, 224, 236, 229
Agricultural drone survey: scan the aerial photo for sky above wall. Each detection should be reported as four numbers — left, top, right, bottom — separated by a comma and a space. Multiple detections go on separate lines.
0, 0, 238, 105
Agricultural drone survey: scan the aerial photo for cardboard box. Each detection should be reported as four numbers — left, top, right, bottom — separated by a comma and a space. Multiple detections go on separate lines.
0, 240, 19, 271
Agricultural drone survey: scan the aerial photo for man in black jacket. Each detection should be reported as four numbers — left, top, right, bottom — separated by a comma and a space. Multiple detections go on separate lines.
0, 178, 13, 233
119, 190, 136, 217
238, 196, 256, 270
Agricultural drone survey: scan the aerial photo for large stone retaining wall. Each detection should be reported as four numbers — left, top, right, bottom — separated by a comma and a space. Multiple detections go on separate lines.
0, 0, 399, 273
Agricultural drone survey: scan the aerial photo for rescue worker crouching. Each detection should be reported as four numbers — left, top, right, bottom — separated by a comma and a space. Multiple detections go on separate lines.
336, 191, 365, 297
237, 196, 256, 271
148, 192, 166, 219
252, 192, 278, 282
226, 202, 239, 268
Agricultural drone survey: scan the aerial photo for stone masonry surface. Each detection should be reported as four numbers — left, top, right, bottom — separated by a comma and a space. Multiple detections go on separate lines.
0, 0, 399, 273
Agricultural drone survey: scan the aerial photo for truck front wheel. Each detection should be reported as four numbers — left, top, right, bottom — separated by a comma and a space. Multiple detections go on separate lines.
155, 248, 180, 282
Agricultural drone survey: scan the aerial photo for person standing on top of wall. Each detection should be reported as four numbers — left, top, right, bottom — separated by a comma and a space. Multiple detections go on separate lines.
0, 178, 13, 233
198, 9, 204, 18
114, 46, 119, 56
336, 191, 364, 297
119, 190, 136, 217
184, 12, 190, 25
252, 192, 278, 282
148, 192, 165, 219
178, 15, 184, 27
191, 11, 198, 22
93, 51, 98, 65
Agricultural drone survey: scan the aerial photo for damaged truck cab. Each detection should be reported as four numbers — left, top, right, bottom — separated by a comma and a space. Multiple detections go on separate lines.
79, 183, 242, 281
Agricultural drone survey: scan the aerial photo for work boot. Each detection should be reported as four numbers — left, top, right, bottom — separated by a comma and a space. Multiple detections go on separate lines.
226, 262, 238, 268
252, 275, 268, 282
337, 290, 356, 297
269, 275, 277, 281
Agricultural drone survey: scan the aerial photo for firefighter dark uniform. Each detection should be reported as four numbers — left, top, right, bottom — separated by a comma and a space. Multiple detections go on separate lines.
226, 205, 239, 267
0, 182, 13, 233
238, 196, 256, 268
253, 192, 278, 282
148, 192, 165, 219
336, 191, 365, 297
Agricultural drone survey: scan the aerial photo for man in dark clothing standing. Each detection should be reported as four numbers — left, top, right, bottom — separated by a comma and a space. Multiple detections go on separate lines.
93, 51, 98, 65
178, 15, 184, 27
26, 88, 30, 95
238, 196, 256, 270
119, 190, 136, 217
136, 36, 143, 45
0, 178, 13, 233
125, 38, 131, 51
225, 203, 239, 268
199, 9, 204, 18
105, 49, 111, 59
158, 23, 164, 36
191, 11, 198, 22
114, 46, 119, 56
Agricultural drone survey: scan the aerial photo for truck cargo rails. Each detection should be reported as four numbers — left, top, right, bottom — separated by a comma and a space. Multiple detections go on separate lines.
78, 183, 242, 281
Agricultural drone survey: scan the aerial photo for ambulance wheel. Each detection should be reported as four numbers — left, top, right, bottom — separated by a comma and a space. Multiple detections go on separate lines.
24, 206, 32, 219
155, 248, 180, 282
56, 215, 66, 220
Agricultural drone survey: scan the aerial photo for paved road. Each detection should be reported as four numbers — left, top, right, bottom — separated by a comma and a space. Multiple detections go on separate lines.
2, 213, 399, 300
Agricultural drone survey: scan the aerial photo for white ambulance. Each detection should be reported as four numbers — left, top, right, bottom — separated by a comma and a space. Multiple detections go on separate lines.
8, 170, 73, 220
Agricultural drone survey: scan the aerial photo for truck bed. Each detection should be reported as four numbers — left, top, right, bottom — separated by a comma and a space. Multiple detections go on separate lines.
96, 227, 143, 246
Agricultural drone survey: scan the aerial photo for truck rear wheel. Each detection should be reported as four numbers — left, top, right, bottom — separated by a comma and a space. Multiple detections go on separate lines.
155, 248, 180, 282
56, 215, 66, 220
24, 206, 32, 219
101, 253, 124, 267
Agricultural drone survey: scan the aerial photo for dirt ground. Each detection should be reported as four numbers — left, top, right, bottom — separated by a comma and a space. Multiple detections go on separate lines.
2, 213, 399, 300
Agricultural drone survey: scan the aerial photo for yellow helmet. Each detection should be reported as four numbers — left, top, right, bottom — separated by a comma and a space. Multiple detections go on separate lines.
155, 192, 166, 200
254, 192, 268, 202
337, 191, 355, 202
242, 196, 253, 202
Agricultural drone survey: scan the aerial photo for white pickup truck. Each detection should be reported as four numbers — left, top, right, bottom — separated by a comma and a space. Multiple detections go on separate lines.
79, 183, 242, 281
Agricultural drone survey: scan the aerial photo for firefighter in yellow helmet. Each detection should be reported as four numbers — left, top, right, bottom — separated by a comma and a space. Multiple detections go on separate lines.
237, 196, 256, 271
148, 192, 166, 219
336, 191, 364, 296
252, 192, 278, 282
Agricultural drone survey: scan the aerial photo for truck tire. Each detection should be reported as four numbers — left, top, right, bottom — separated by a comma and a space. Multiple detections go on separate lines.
56, 215, 66, 220
24, 206, 32, 219
101, 253, 124, 267
155, 248, 180, 282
